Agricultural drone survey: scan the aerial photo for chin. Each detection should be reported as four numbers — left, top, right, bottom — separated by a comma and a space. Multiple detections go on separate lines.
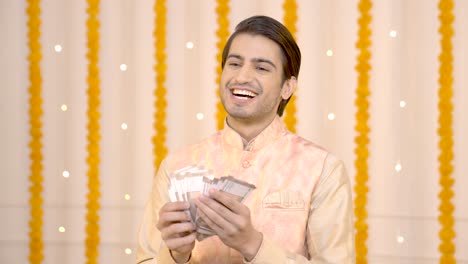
227, 111, 252, 120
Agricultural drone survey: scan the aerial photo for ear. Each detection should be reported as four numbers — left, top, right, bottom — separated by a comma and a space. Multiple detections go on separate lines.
281, 77, 297, 100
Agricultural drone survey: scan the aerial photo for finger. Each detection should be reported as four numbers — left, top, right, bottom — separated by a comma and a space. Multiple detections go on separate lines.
158, 210, 191, 227
196, 196, 236, 232
196, 206, 224, 234
209, 189, 246, 214
160, 201, 190, 213
165, 231, 196, 250
157, 202, 192, 229
161, 222, 196, 240
198, 195, 235, 220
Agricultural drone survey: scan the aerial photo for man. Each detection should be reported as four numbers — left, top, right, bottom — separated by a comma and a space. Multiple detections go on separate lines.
137, 15, 354, 263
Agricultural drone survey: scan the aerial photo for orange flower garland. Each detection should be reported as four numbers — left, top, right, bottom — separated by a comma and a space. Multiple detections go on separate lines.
153, 0, 168, 170
84, 0, 102, 263
354, 0, 372, 263
215, 0, 230, 130
26, 0, 44, 263
282, 0, 298, 133
437, 0, 456, 262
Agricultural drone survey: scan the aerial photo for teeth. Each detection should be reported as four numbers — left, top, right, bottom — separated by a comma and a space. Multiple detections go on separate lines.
233, 89, 256, 98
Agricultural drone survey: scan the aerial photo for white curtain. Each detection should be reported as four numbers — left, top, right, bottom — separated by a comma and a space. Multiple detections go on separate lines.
1, 0, 467, 263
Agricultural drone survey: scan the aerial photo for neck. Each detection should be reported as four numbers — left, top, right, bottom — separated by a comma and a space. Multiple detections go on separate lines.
226, 115, 277, 142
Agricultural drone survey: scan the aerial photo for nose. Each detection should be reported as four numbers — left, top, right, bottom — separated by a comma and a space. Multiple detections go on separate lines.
234, 64, 254, 83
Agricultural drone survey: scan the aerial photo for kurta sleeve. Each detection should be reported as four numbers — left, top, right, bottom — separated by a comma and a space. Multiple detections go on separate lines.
136, 160, 187, 264
244, 154, 355, 264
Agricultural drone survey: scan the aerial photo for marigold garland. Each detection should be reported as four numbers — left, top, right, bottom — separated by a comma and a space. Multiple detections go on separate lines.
215, 0, 230, 130
85, 0, 101, 263
354, 0, 372, 263
152, 0, 168, 170
26, 0, 44, 263
282, 0, 298, 133
437, 0, 456, 262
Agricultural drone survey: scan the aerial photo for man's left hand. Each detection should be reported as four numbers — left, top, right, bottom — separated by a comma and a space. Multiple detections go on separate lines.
195, 189, 262, 261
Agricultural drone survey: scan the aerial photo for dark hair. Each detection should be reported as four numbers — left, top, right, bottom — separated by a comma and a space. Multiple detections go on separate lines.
221, 15, 301, 116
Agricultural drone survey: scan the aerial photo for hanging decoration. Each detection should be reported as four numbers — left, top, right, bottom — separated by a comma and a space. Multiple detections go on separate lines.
354, 0, 372, 263
153, 0, 168, 170
282, 0, 298, 133
215, 0, 230, 130
85, 0, 102, 263
437, 0, 456, 262
27, 0, 44, 263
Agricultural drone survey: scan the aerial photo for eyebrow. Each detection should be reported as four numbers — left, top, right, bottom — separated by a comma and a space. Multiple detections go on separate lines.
227, 54, 277, 69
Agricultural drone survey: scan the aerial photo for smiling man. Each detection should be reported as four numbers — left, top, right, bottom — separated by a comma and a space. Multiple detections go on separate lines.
137, 16, 355, 263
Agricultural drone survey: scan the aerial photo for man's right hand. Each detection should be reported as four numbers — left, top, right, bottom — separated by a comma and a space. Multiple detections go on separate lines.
156, 201, 196, 263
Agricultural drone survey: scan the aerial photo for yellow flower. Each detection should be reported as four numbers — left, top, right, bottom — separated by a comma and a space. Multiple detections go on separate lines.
283, 0, 298, 133
354, 0, 372, 263
153, 0, 168, 170
85, 0, 102, 263
27, 0, 44, 262
215, 0, 230, 130
437, 0, 456, 262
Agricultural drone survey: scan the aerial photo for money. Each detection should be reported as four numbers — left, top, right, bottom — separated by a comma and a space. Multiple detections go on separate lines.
168, 165, 256, 241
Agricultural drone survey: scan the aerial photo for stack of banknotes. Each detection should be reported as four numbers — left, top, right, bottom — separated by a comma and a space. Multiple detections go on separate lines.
168, 165, 256, 240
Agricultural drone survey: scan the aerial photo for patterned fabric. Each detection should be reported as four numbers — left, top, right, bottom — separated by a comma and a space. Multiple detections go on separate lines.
137, 116, 355, 263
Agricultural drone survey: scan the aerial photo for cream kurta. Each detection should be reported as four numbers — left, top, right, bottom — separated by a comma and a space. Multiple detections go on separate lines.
137, 116, 354, 263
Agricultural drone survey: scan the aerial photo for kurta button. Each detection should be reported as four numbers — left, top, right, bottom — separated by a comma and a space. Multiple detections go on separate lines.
242, 160, 251, 168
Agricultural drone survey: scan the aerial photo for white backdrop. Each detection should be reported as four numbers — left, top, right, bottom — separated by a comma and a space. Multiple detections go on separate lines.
1, 0, 467, 263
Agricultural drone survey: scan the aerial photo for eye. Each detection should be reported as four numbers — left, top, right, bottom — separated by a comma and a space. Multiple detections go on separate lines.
226, 57, 242, 67
256, 66, 270, 72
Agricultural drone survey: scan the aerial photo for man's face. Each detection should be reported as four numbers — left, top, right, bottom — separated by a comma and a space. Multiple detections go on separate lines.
220, 33, 293, 124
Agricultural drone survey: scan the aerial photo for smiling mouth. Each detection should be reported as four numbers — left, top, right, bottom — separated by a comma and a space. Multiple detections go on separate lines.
231, 88, 257, 99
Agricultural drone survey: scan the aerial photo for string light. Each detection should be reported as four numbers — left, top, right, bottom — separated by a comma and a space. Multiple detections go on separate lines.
121, 123, 128, 130
62, 170, 70, 178
326, 49, 334, 57
394, 162, 402, 172
186, 41, 194, 49
61, 104, 68, 111
397, 235, 405, 243
196, 113, 204, 120
120, 64, 127, 71
327, 113, 336, 120
389, 30, 398, 38
124, 194, 131, 200
125, 248, 132, 255
399, 100, 406, 108
54, 44, 62, 53
58, 226, 66, 233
